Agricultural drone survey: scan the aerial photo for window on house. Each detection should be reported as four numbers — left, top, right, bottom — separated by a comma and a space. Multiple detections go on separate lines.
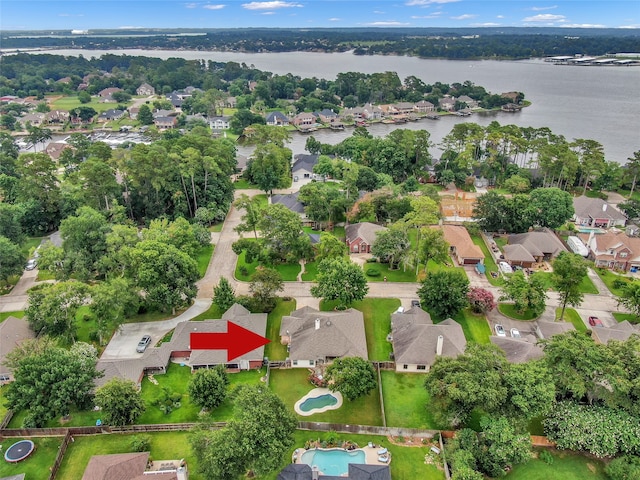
292, 360, 298, 366
403, 364, 408, 370
309, 360, 314, 366
620, 252, 628, 258
417, 365, 426, 370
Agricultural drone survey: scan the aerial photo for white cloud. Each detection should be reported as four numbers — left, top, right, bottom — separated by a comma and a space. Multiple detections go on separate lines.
262, 11, 276, 14
522, 13, 566, 22
373, 10, 385, 14
203, 4, 226, 10
406, 0, 459, 5
412, 14, 443, 19
364, 21, 411, 26
618, 25, 640, 29
531, 5, 558, 11
242, 1, 302, 10
496, 15, 504, 19
561, 23, 606, 28
451, 14, 477, 20
471, 22, 501, 27
185, 3, 198, 8
328, 17, 341, 22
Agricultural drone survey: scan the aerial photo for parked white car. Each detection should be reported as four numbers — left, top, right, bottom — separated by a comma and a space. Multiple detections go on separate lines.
495, 324, 506, 337
498, 261, 513, 274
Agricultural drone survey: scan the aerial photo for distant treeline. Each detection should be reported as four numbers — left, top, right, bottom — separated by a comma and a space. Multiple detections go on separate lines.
2, 27, 640, 59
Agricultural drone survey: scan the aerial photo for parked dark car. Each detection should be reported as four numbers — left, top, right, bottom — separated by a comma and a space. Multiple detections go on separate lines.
136, 335, 152, 353
411, 300, 421, 308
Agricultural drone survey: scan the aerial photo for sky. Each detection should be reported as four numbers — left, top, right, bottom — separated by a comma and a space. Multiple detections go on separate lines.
1, 0, 639, 31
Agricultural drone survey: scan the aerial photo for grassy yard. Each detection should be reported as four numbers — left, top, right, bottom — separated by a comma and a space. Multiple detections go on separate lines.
235, 249, 301, 282
498, 304, 539, 321
189, 304, 223, 321
0, 437, 62, 480
470, 234, 502, 286
612, 312, 639, 323
534, 271, 599, 295
56, 431, 204, 480
264, 299, 296, 361
381, 371, 441, 429
195, 244, 214, 278
556, 307, 587, 332
320, 298, 400, 361
506, 449, 606, 480
595, 268, 635, 296
233, 178, 259, 190
0, 311, 24, 321
269, 368, 383, 426
440, 308, 491, 344
364, 262, 417, 282
300, 260, 318, 281
209, 223, 224, 232
50, 95, 133, 113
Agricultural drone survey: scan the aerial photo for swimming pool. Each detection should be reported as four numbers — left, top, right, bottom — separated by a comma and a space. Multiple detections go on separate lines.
294, 388, 343, 416
299, 393, 338, 412
300, 448, 366, 476
577, 227, 605, 234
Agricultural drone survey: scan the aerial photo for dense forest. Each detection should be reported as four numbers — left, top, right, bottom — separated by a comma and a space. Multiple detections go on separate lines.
2, 27, 640, 59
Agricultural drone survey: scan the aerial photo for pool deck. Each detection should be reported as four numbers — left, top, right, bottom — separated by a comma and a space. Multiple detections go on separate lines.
294, 388, 343, 416
293, 445, 391, 471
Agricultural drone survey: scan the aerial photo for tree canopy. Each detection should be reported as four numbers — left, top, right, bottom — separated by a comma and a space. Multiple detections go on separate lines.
418, 270, 469, 319
325, 357, 377, 401
94, 378, 146, 426
310, 258, 369, 309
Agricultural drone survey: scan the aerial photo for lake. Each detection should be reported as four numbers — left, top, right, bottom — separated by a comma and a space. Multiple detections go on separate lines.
35, 48, 640, 164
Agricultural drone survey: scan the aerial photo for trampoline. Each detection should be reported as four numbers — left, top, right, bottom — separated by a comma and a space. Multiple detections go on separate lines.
4, 440, 35, 463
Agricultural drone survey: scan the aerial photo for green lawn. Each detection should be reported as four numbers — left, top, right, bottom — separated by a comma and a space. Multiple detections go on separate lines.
555, 307, 587, 332
0, 437, 62, 480
300, 260, 318, 281
264, 299, 297, 361
534, 271, 598, 295
471, 234, 502, 286
442, 308, 491, 344
364, 262, 417, 282
269, 368, 383, 426
56, 431, 204, 480
189, 304, 223, 321
498, 303, 539, 321
596, 268, 635, 296
381, 371, 441, 429
233, 178, 259, 190
235, 249, 301, 282
320, 298, 400, 361
195, 244, 214, 278
21, 236, 43, 257
50, 95, 133, 113
209, 223, 224, 232
612, 312, 639, 324
0, 311, 24, 321
302, 226, 346, 241
506, 449, 606, 480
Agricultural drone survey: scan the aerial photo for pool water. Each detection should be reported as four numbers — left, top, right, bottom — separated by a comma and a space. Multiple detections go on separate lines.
300, 448, 366, 476
299, 393, 338, 412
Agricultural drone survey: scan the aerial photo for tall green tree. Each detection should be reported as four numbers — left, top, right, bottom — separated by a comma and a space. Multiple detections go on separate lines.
419, 227, 450, 273
310, 258, 369, 309
137, 104, 154, 125
315, 232, 348, 263
95, 378, 146, 426
234, 193, 264, 240
258, 203, 311, 262
499, 271, 547, 316
213, 277, 236, 312
190, 385, 296, 479
90, 278, 140, 345
248, 143, 291, 195
188, 365, 229, 411
530, 187, 574, 229
249, 267, 284, 312
418, 270, 469, 319
325, 357, 377, 401
60, 206, 110, 280
371, 226, 410, 269
5, 338, 100, 427
552, 252, 588, 320
617, 280, 640, 319
0, 235, 25, 282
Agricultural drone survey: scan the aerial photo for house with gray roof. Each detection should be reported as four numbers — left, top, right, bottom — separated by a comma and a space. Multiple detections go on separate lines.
209, 116, 231, 130
391, 307, 466, 372
503, 244, 536, 268
277, 463, 390, 480
136, 83, 155, 96
507, 228, 566, 263
292, 154, 322, 181
490, 336, 544, 363
573, 195, 626, 228
271, 192, 310, 224
535, 320, 575, 340
0, 316, 35, 384
279, 306, 368, 368
345, 222, 387, 254
591, 320, 640, 344
266, 111, 290, 126
82, 452, 186, 480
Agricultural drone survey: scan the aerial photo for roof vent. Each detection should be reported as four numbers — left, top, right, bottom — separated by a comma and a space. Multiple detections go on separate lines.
315, 318, 320, 330
436, 335, 444, 356
326, 320, 331, 326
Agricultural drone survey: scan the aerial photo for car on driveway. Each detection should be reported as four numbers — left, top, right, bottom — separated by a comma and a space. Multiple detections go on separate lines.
411, 300, 421, 308
510, 328, 521, 338
25, 259, 37, 271
136, 335, 152, 353
495, 324, 506, 337
588, 316, 604, 327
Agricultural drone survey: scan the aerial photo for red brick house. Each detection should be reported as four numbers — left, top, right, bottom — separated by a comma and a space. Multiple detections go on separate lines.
345, 222, 387, 254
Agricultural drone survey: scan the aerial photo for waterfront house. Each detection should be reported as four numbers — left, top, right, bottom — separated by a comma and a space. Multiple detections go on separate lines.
209, 116, 231, 130
414, 100, 435, 113
573, 195, 627, 228
266, 111, 290, 126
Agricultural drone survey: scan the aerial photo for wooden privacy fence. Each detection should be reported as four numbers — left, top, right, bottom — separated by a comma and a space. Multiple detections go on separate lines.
48, 430, 72, 480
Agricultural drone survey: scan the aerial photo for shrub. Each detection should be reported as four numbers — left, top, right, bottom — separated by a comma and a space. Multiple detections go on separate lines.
130, 435, 151, 452
539, 449, 554, 465
366, 268, 380, 277
239, 266, 249, 277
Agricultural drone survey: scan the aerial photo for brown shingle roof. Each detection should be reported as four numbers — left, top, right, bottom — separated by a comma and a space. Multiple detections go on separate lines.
503, 244, 536, 264
280, 307, 367, 361
490, 336, 544, 363
591, 321, 640, 344
392, 308, 466, 365
573, 195, 626, 223
345, 223, 387, 246
439, 225, 484, 260
508, 229, 566, 258
82, 452, 149, 480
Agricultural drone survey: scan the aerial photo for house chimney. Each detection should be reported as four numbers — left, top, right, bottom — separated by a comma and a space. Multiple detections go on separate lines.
603, 203, 608, 212
312, 466, 319, 480
436, 335, 444, 356
315, 318, 320, 330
